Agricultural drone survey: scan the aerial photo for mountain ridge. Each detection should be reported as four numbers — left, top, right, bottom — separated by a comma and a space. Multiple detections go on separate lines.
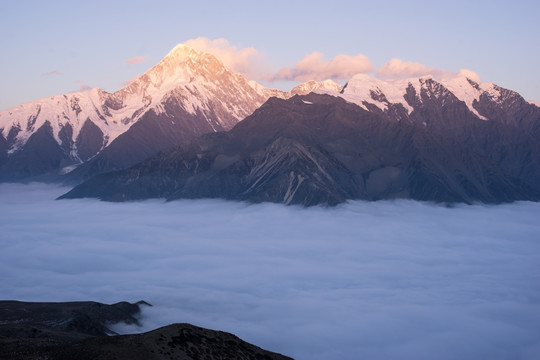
60, 93, 539, 205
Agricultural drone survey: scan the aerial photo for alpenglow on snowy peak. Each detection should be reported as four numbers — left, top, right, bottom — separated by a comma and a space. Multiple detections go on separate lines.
0, 44, 341, 182
336, 73, 531, 122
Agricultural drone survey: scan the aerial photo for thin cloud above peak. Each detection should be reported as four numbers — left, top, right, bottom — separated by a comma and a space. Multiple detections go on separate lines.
174, 38, 481, 87
274, 51, 373, 82
126, 56, 147, 65
376, 58, 442, 79
376, 58, 482, 82
41, 70, 63, 77
180, 38, 373, 84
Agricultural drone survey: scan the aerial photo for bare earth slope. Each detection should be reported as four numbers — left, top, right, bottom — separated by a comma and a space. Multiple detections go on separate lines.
0, 301, 292, 360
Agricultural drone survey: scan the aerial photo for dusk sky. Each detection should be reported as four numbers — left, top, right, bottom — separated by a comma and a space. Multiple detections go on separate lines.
1, 0, 539, 111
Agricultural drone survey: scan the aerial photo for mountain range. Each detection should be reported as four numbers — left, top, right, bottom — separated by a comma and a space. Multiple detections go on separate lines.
59, 92, 539, 205
2, 43, 540, 205
0, 45, 340, 182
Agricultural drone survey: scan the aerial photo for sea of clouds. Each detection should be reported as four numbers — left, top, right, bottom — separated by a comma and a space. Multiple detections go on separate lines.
1, 182, 539, 360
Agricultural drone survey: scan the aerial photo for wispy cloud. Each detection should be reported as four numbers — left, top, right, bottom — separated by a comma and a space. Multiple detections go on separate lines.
376, 58, 442, 79
274, 52, 373, 82
376, 58, 481, 82
182, 38, 372, 83
41, 70, 62, 76
1, 183, 539, 360
179, 38, 481, 86
125, 56, 147, 65
78, 84, 91, 92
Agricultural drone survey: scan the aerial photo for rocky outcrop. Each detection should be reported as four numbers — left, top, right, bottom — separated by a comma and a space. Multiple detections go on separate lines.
0, 300, 293, 360
0, 300, 147, 341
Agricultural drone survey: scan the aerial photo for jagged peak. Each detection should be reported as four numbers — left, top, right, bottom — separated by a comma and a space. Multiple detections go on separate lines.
341, 73, 510, 120
291, 79, 343, 95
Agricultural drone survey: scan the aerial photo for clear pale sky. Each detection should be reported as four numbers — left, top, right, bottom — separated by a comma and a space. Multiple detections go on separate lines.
1, 0, 539, 110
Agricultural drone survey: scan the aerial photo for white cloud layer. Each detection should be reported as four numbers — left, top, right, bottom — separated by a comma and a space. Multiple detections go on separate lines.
179, 38, 481, 86
274, 52, 373, 82
376, 58, 481, 82
1, 183, 539, 360
376, 58, 440, 79
183, 37, 272, 81
181, 38, 373, 83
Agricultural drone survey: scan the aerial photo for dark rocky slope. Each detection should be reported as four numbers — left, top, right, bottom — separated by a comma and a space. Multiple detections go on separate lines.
0, 300, 147, 341
63, 106, 225, 183
0, 301, 292, 360
404, 79, 540, 192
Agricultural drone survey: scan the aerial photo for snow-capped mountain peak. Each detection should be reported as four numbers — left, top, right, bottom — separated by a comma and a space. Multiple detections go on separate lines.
290, 79, 343, 95
165, 43, 201, 59
1, 43, 304, 181
340, 73, 418, 113
334, 72, 528, 122
143, 44, 228, 89
0, 44, 264, 158
0, 88, 113, 157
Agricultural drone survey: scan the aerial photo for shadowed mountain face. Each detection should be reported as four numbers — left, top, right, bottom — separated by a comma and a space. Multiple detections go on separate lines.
0, 301, 292, 360
0, 300, 147, 341
60, 93, 539, 206
340, 76, 540, 191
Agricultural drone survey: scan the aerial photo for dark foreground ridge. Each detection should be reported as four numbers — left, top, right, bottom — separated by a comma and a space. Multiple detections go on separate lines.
60, 93, 540, 206
0, 300, 293, 360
